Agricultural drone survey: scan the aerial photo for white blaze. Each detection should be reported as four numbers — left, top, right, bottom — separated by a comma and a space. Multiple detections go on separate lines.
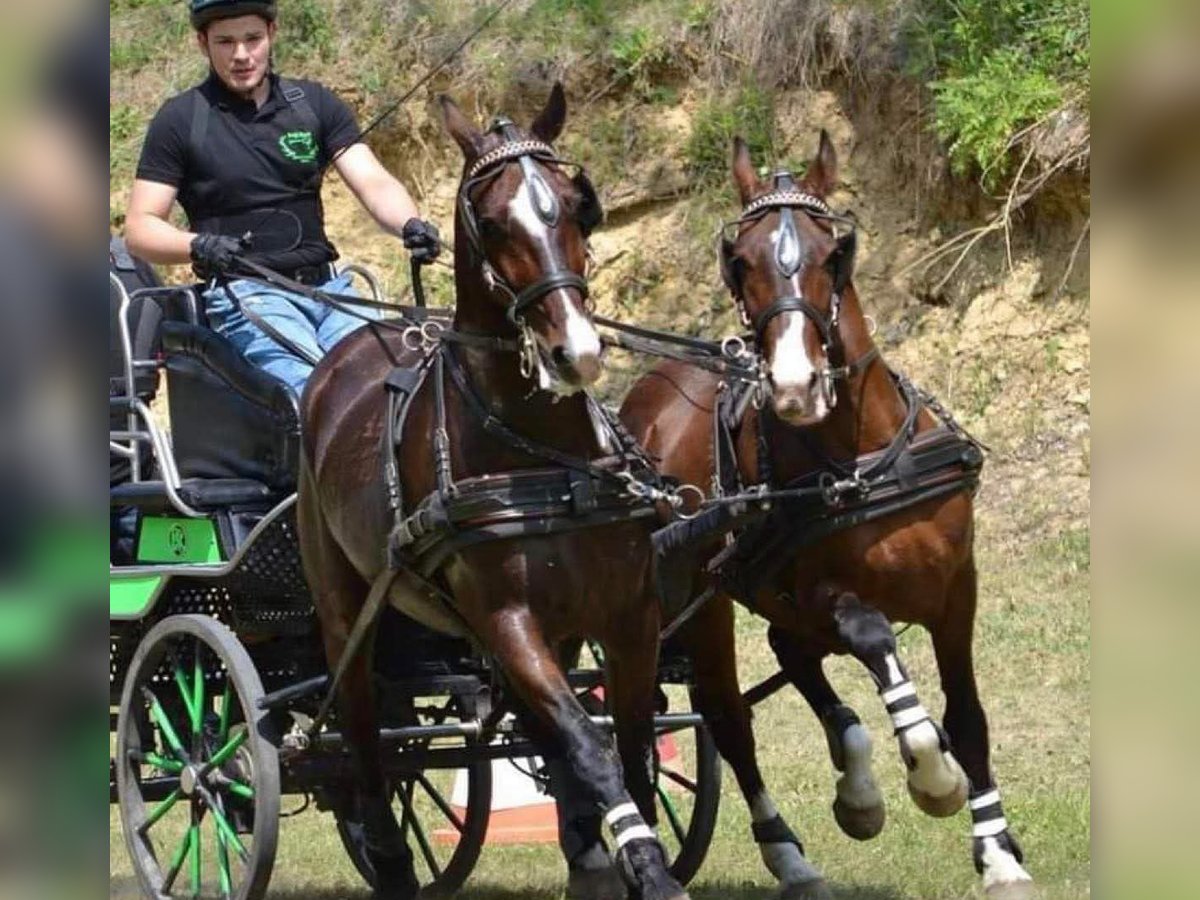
508, 180, 600, 369
767, 227, 821, 398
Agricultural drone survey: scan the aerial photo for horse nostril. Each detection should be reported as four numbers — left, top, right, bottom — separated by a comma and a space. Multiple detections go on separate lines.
551, 346, 570, 368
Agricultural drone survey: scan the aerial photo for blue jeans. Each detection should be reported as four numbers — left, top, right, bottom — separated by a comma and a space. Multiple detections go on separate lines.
204, 271, 377, 397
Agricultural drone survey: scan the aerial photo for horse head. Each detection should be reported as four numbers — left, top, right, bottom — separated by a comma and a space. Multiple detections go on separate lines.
720, 131, 857, 427
440, 83, 604, 393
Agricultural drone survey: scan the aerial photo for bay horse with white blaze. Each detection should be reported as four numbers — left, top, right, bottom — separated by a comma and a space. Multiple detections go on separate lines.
298, 85, 687, 900
620, 133, 1034, 898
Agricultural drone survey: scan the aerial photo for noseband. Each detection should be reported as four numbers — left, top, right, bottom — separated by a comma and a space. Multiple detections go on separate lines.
459, 119, 593, 327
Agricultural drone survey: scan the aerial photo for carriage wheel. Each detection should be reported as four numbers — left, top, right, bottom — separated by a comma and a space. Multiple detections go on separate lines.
655, 685, 722, 886
334, 692, 493, 898
116, 614, 280, 900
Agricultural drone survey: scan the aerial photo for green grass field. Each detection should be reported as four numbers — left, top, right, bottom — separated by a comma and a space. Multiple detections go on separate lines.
110, 504, 1089, 899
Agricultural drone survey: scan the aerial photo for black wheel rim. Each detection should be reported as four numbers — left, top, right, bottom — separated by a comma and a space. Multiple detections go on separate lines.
654, 683, 721, 885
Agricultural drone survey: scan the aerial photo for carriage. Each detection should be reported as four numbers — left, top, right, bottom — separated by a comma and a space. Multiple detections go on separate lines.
107, 256, 723, 899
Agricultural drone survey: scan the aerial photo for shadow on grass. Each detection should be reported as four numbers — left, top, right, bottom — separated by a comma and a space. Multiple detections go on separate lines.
266, 881, 910, 900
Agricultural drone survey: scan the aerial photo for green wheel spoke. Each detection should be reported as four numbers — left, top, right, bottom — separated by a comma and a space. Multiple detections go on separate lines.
656, 782, 687, 846
200, 729, 248, 776
192, 638, 205, 738
209, 804, 249, 863
189, 819, 202, 898
143, 687, 189, 762
173, 666, 199, 733
222, 778, 254, 801
138, 751, 184, 774
139, 787, 182, 834
214, 814, 233, 898
162, 827, 192, 894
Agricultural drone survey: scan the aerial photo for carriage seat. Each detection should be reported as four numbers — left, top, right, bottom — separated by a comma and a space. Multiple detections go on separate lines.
161, 320, 301, 492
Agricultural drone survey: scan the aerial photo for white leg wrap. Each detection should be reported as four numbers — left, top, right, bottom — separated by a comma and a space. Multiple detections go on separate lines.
980, 837, 1034, 891
749, 790, 823, 886
605, 801, 656, 852
901, 720, 961, 797
836, 722, 882, 809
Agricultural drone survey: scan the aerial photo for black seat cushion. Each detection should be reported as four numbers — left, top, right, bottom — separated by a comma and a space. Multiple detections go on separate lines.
110, 478, 273, 512
161, 321, 300, 489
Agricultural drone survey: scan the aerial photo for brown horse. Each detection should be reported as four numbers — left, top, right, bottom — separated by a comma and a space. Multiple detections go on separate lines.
620, 134, 1034, 899
298, 86, 687, 900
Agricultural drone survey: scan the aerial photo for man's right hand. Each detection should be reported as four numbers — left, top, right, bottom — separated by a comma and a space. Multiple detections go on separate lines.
189, 233, 246, 278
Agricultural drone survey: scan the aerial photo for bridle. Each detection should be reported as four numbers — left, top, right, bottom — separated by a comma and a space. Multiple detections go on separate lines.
457, 119, 598, 344
718, 172, 875, 406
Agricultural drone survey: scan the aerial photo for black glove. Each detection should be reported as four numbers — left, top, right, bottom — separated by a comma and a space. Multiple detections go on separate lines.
401, 218, 440, 265
190, 233, 246, 279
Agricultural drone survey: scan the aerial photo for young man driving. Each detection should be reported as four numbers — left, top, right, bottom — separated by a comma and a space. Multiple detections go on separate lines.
124, 0, 440, 396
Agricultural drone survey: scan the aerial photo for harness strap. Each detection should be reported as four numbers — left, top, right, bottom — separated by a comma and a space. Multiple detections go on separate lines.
307, 567, 400, 737
441, 345, 630, 488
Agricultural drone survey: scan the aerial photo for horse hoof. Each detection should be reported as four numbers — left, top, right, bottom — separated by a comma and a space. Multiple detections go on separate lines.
832, 794, 885, 840
779, 877, 834, 900
985, 878, 1036, 900
906, 753, 969, 817
567, 865, 628, 900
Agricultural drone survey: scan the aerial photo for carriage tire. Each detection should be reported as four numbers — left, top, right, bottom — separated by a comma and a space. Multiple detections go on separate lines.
116, 614, 280, 900
658, 687, 722, 886
333, 745, 493, 897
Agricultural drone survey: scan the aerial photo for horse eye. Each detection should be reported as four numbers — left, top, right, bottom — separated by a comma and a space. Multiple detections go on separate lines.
478, 217, 504, 239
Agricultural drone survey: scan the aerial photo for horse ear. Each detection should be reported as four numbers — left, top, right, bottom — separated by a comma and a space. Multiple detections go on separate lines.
827, 228, 856, 294
802, 129, 838, 198
731, 137, 759, 206
439, 94, 484, 158
531, 81, 567, 144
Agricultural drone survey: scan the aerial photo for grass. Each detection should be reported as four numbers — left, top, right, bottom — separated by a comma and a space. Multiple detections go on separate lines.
110, 505, 1089, 898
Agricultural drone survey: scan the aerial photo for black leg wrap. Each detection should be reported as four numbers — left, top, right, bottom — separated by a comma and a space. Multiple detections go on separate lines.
751, 813, 805, 855
820, 704, 861, 772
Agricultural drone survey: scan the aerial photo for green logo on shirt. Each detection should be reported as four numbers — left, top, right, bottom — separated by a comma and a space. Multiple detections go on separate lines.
279, 130, 318, 163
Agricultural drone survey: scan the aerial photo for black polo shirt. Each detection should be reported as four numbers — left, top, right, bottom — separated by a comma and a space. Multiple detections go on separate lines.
136, 71, 361, 269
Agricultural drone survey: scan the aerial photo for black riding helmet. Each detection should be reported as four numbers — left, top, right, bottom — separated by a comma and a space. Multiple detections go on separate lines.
190, 0, 277, 30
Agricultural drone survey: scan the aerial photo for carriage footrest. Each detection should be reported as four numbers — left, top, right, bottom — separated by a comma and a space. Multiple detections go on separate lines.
110, 478, 274, 511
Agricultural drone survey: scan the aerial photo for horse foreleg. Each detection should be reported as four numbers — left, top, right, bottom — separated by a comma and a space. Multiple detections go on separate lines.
683, 601, 830, 900
535, 641, 626, 900
829, 591, 969, 818
767, 625, 885, 841
299, 481, 417, 898
933, 562, 1033, 898
482, 606, 687, 900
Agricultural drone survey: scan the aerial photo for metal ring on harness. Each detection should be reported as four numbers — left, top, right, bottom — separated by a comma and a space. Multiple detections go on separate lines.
401, 325, 425, 352
420, 319, 446, 345
672, 484, 706, 520
721, 334, 750, 361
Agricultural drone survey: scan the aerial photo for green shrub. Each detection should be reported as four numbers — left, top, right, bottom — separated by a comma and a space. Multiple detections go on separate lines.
685, 84, 776, 190
279, 0, 334, 63
905, 0, 1089, 186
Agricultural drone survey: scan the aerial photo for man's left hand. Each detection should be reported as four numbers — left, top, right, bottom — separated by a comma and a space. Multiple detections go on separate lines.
402, 218, 440, 265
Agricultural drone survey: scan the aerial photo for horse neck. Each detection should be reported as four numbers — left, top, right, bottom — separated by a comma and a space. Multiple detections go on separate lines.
768, 284, 911, 476
449, 222, 599, 461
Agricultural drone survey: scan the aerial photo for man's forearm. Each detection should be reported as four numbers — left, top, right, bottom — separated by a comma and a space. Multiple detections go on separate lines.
125, 213, 197, 266
355, 171, 422, 237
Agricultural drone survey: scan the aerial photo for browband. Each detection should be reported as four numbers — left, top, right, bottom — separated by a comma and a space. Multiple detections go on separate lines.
467, 140, 558, 180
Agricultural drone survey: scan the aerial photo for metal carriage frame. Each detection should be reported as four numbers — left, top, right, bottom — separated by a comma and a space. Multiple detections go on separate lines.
108, 269, 722, 900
